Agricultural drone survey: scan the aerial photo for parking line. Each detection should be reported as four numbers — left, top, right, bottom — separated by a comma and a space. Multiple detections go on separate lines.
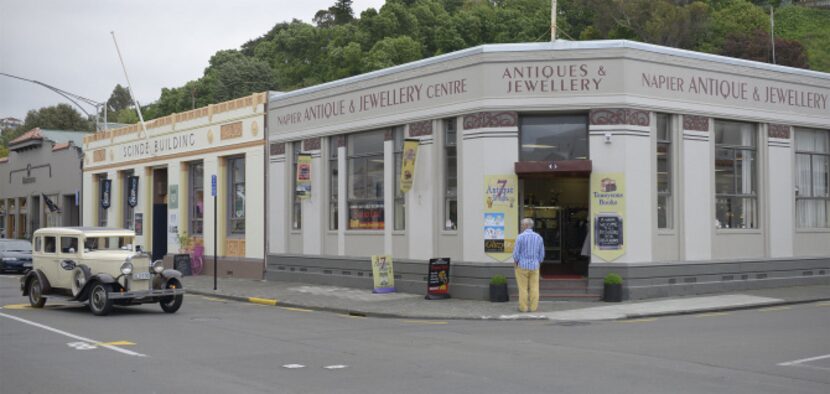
281, 307, 313, 313
98, 341, 136, 346
0, 312, 146, 357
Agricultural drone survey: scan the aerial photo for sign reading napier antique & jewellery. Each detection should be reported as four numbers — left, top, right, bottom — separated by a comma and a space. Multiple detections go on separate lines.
127, 176, 139, 208
296, 154, 312, 200
590, 172, 626, 262
371, 255, 395, 293
101, 180, 112, 209
483, 175, 518, 261
400, 139, 419, 193
425, 258, 451, 300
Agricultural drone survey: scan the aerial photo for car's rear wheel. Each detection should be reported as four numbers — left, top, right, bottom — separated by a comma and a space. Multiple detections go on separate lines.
28, 277, 46, 308
159, 278, 183, 314
89, 283, 113, 316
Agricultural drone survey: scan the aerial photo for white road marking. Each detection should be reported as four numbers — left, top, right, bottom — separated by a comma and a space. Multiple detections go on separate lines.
0, 312, 146, 357
778, 353, 830, 367
324, 365, 348, 369
282, 364, 305, 369
67, 341, 98, 350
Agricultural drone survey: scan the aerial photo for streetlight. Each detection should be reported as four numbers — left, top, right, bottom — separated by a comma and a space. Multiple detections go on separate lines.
0, 72, 109, 131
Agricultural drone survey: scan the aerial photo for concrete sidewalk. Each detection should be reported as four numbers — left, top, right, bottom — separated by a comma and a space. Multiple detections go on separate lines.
182, 275, 830, 321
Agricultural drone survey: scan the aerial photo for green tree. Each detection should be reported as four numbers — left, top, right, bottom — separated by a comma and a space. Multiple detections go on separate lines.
106, 84, 132, 112
19, 104, 93, 132
365, 36, 424, 70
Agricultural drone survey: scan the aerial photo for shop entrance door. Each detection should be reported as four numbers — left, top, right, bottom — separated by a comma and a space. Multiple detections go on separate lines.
519, 176, 590, 276
152, 168, 168, 262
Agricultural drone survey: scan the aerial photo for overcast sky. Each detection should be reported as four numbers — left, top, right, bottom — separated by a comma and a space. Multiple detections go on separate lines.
0, 0, 386, 121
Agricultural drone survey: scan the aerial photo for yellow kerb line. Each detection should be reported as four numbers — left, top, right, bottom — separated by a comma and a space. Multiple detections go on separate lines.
619, 318, 658, 323
248, 297, 278, 306
281, 307, 314, 313
399, 320, 448, 325
816, 301, 830, 307
97, 341, 136, 346
758, 306, 791, 312
696, 312, 730, 318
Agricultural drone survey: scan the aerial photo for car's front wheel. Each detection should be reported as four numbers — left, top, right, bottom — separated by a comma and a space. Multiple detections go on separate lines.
88, 283, 113, 316
27, 277, 46, 308
159, 278, 183, 314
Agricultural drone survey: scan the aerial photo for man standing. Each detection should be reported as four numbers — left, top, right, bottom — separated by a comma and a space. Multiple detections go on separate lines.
512, 218, 544, 313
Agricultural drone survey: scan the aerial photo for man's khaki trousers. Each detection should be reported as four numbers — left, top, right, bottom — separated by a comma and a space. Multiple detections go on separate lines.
514, 266, 540, 312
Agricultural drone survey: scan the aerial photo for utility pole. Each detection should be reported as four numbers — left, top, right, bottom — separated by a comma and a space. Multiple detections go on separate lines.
771, 6, 776, 65
551, 0, 557, 41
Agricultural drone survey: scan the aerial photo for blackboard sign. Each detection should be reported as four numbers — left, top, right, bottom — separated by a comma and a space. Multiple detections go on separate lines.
425, 258, 451, 300
173, 254, 192, 276
595, 214, 623, 250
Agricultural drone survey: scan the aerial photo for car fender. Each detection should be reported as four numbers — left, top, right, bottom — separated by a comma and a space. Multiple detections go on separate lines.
73, 273, 118, 302
161, 269, 183, 280
21, 269, 52, 296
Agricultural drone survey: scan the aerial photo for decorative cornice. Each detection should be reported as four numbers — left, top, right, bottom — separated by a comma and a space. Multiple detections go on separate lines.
683, 115, 710, 132
768, 124, 791, 139
270, 142, 285, 156
462, 111, 518, 130
408, 120, 433, 137
303, 137, 321, 151
589, 108, 650, 127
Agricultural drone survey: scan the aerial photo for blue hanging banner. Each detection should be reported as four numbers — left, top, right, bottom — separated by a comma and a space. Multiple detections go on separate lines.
101, 179, 112, 209
128, 176, 139, 207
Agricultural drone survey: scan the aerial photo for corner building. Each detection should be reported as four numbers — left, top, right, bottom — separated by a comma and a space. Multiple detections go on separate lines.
82, 93, 267, 278
267, 40, 830, 300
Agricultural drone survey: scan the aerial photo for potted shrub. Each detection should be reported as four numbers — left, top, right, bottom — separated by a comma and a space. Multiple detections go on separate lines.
489, 275, 509, 302
603, 273, 623, 302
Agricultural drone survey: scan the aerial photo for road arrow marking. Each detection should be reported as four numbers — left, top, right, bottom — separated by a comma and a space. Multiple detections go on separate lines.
324, 365, 348, 369
282, 364, 305, 369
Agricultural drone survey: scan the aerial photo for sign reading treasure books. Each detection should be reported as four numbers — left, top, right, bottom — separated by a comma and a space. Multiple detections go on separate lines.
483, 174, 518, 261
400, 139, 419, 193
371, 255, 395, 293
590, 172, 626, 262
296, 153, 312, 200
425, 257, 451, 300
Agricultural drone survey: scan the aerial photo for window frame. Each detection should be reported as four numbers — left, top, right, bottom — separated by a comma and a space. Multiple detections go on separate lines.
226, 155, 246, 236
656, 113, 673, 230
443, 118, 458, 231
189, 161, 204, 236
714, 120, 758, 230
97, 174, 108, 227
393, 126, 406, 231
346, 130, 385, 231
794, 128, 830, 229
329, 137, 339, 231
292, 141, 303, 231
122, 170, 135, 231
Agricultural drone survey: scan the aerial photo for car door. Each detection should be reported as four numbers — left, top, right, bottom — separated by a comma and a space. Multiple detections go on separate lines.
56, 236, 81, 289
40, 235, 58, 281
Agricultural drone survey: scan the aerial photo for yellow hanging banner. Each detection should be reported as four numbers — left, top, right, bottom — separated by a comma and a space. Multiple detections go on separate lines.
483, 174, 518, 262
590, 172, 626, 262
400, 139, 419, 193
296, 154, 312, 200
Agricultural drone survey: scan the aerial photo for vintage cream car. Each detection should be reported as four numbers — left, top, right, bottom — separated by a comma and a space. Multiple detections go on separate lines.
20, 227, 185, 316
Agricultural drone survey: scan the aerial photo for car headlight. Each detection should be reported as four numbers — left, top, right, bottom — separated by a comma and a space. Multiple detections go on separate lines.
120, 261, 134, 275
152, 260, 164, 274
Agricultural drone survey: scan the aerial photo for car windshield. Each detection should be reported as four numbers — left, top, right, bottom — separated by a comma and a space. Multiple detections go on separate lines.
84, 236, 135, 252
0, 241, 31, 252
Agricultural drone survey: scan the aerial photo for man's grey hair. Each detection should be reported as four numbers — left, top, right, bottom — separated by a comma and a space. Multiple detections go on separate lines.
521, 218, 534, 229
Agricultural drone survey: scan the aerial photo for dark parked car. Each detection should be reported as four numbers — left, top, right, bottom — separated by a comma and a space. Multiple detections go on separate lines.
0, 239, 33, 273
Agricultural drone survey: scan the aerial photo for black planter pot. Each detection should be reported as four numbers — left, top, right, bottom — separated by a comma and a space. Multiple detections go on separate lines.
604, 283, 622, 302
490, 284, 509, 302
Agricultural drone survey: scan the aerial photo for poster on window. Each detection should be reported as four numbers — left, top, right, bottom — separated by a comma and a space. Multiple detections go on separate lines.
590, 172, 626, 262
348, 202, 384, 229
168, 184, 179, 209
483, 175, 518, 261
100, 179, 112, 209
128, 176, 139, 207
168, 209, 179, 251
400, 139, 419, 193
296, 153, 312, 200
371, 255, 395, 294
134, 213, 143, 235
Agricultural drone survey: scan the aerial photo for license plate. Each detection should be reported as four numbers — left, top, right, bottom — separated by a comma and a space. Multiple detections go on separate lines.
132, 271, 151, 280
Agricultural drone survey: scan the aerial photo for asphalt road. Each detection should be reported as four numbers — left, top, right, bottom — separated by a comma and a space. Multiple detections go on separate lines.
1, 274, 828, 394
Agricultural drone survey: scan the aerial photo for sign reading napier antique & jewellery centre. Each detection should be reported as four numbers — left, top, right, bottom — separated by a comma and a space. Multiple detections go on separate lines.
483, 175, 518, 261
590, 172, 626, 262
296, 153, 312, 200
400, 139, 419, 193
371, 255, 395, 294
425, 258, 451, 300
